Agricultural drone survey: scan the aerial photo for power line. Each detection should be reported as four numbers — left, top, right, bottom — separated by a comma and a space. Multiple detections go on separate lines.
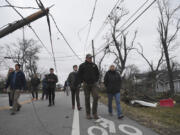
49, 14, 83, 62
95, 0, 150, 52
118, 0, 150, 31
29, 26, 53, 56
35, 0, 58, 73
4, 0, 58, 73
4, 0, 52, 57
117, 0, 157, 38
0, 5, 40, 10
95, 0, 157, 56
92, 0, 123, 41
84, 0, 98, 54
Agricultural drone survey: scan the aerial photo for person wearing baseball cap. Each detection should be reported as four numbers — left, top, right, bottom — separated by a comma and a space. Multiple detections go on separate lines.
76, 54, 100, 119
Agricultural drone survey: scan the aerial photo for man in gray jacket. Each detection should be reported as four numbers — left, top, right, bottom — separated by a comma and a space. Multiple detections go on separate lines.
67, 65, 82, 110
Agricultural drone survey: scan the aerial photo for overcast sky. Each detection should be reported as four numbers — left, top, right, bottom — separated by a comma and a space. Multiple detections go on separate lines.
0, 0, 180, 83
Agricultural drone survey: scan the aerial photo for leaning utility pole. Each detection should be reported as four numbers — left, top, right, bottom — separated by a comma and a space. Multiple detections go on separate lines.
0, 8, 49, 38
92, 40, 96, 63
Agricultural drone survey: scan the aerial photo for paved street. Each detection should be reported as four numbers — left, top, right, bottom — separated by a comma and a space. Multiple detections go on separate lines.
0, 92, 159, 135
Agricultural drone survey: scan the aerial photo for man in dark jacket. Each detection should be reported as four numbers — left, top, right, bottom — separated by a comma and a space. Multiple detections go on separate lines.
5, 64, 26, 115
77, 54, 99, 119
104, 65, 123, 119
67, 65, 82, 110
47, 68, 58, 106
31, 74, 40, 100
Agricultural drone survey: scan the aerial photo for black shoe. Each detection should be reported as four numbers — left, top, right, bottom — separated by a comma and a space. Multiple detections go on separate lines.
118, 115, 124, 119
11, 112, 16, 115
48, 104, 51, 107
17, 105, 22, 111
78, 107, 82, 111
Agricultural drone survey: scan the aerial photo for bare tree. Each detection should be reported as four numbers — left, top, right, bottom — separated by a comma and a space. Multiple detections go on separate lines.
107, 7, 137, 74
157, 0, 180, 95
136, 43, 164, 73
6, 38, 41, 79
97, 48, 108, 83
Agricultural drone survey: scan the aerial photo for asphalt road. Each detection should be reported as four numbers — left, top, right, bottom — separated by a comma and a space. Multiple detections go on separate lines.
0, 92, 159, 135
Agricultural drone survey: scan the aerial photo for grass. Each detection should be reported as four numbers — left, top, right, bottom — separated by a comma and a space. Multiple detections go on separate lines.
99, 92, 180, 135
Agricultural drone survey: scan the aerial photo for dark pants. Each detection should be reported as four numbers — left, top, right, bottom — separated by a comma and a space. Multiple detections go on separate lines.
32, 87, 38, 99
42, 88, 48, 100
8, 92, 13, 106
71, 87, 80, 108
84, 83, 99, 115
48, 87, 55, 105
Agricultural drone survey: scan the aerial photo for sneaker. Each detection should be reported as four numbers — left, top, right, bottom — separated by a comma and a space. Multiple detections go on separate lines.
118, 115, 124, 119
93, 114, 99, 119
86, 114, 92, 120
72, 106, 75, 110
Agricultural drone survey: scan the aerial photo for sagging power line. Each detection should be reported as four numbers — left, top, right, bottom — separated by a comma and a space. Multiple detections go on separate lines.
95, 0, 157, 56
92, 0, 124, 41
49, 14, 83, 62
83, 0, 98, 55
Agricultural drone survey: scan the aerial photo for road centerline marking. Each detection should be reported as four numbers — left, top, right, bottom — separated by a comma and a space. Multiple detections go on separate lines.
71, 102, 80, 135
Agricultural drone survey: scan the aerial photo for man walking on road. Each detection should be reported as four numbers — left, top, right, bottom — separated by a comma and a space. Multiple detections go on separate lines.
77, 54, 99, 119
47, 68, 58, 106
31, 74, 40, 100
5, 64, 26, 115
104, 65, 124, 119
67, 65, 82, 110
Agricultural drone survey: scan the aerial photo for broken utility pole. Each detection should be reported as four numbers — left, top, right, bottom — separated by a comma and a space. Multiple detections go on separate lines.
0, 8, 49, 38
92, 40, 96, 63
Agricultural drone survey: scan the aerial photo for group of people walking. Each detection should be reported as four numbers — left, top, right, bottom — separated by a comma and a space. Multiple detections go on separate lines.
65, 54, 124, 119
4, 64, 58, 115
4, 53, 124, 120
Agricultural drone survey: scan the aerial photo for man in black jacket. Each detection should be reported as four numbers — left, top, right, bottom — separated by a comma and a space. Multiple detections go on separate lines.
47, 68, 58, 106
104, 65, 124, 119
31, 74, 40, 100
77, 54, 99, 119
67, 65, 82, 110
5, 64, 26, 115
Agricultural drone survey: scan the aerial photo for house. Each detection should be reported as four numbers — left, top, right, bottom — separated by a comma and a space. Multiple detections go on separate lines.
134, 70, 180, 94
156, 70, 180, 93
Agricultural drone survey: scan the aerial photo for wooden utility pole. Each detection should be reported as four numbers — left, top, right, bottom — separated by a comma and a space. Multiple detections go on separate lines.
0, 8, 49, 38
92, 40, 96, 63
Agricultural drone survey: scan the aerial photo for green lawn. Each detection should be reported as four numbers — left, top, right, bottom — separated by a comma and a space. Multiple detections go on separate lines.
99, 92, 180, 135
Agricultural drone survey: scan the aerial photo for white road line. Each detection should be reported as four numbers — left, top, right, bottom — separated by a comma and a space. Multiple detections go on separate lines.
71, 103, 80, 135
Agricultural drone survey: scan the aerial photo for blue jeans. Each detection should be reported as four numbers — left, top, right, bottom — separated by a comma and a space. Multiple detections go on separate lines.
107, 92, 122, 117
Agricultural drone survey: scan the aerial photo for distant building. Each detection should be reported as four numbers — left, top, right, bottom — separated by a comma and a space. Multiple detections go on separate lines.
155, 70, 180, 93
134, 70, 180, 94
